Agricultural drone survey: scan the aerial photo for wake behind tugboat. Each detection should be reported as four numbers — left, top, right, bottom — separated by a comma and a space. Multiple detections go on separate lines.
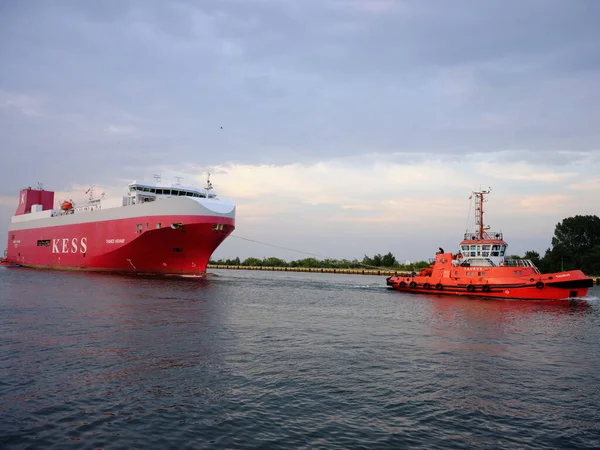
386, 189, 593, 300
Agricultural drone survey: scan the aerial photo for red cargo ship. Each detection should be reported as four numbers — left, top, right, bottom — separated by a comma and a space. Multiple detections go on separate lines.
4, 174, 235, 276
386, 189, 593, 300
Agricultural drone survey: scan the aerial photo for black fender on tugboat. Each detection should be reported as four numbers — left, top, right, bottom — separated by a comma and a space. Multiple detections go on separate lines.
466, 284, 475, 292
399, 281, 406, 288
536, 281, 545, 289
409, 281, 417, 288
423, 282, 430, 289
482, 284, 490, 292
435, 283, 443, 290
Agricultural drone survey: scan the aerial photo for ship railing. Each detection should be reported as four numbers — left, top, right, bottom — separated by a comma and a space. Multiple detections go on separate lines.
503, 259, 537, 268
462, 231, 504, 241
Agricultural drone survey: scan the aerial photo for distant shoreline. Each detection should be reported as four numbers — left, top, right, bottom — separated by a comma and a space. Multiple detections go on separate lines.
207, 264, 396, 276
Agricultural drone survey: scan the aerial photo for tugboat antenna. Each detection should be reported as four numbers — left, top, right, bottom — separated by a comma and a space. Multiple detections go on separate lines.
474, 189, 491, 239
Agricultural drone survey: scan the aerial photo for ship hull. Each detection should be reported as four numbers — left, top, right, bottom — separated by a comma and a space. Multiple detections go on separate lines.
386, 270, 592, 300
6, 197, 235, 276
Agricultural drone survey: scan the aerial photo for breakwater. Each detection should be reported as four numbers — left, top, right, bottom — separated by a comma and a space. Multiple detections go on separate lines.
207, 264, 397, 276
207, 265, 600, 284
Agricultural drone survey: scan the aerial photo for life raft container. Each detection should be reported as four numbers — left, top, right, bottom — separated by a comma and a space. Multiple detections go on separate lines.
61, 201, 73, 210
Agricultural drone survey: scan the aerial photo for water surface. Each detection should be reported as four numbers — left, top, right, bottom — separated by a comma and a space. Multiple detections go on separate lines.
1, 267, 599, 449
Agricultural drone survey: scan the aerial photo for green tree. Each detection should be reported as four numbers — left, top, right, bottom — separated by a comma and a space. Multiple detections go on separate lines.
242, 257, 263, 266
523, 250, 541, 267
544, 215, 600, 273
263, 257, 288, 267
552, 215, 600, 254
372, 254, 383, 267
297, 258, 319, 268
381, 252, 397, 267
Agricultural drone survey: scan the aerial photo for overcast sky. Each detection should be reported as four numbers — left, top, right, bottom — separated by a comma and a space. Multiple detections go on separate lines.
1, 0, 599, 262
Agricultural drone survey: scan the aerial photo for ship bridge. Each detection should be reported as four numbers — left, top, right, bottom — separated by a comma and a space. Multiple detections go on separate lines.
459, 231, 507, 259
128, 174, 218, 204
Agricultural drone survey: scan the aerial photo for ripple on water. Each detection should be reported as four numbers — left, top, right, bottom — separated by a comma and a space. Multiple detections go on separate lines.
1, 270, 599, 449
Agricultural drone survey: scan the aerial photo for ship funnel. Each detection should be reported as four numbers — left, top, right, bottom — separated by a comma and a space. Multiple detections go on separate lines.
14, 187, 55, 216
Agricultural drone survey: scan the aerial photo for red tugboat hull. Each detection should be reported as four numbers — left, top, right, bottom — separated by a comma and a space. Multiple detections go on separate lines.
386, 189, 593, 300
386, 263, 592, 300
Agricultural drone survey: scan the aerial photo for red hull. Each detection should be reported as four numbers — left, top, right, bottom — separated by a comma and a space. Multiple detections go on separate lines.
386, 254, 593, 300
386, 275, 591, 300
6, 214, 234, 276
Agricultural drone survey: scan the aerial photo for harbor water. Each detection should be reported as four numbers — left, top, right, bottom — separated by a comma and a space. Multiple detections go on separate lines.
1, 267, 599, 449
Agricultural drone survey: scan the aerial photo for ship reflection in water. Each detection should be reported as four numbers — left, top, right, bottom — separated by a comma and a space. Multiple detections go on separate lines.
1, 268, 599, 449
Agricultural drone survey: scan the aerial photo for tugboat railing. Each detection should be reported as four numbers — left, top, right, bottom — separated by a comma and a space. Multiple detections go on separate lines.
463, 231, 504, 241
503, 259, 535, 268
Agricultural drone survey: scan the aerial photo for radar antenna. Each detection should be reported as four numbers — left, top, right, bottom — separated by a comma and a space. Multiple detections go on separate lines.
473, 188, 492, 239
174, 176, 183, 185
153, 173, 162, 183
204, 172, 213, 191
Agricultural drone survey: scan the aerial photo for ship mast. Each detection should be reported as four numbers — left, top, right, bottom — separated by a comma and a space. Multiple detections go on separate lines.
473, 188, 491, 240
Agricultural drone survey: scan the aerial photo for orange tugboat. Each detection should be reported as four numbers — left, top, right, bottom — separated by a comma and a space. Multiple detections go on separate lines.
386, 190, 593, 300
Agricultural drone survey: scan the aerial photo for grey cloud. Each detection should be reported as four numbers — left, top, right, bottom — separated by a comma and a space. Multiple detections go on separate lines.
1, 0, 599, 197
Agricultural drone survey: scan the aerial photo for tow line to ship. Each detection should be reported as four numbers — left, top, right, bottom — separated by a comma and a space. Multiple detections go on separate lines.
229, 235, 390, 271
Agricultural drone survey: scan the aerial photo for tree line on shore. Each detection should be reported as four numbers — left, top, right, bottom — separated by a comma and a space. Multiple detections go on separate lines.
210, 215, 600, 275
209, 253, 431, 271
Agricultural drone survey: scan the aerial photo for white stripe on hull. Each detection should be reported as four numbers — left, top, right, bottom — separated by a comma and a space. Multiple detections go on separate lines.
10, 197, 236, 232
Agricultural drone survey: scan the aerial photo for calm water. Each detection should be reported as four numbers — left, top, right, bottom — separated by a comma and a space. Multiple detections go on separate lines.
1, 267, 599, 449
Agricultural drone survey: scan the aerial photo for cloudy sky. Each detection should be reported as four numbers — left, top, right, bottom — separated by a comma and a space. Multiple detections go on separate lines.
1, 0, 599, 262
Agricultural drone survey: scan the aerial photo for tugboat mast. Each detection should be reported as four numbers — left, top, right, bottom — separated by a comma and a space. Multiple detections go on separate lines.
473, 188, 491, 240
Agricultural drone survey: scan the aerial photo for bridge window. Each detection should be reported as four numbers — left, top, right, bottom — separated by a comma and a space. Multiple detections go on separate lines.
37, 239, 50, 247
